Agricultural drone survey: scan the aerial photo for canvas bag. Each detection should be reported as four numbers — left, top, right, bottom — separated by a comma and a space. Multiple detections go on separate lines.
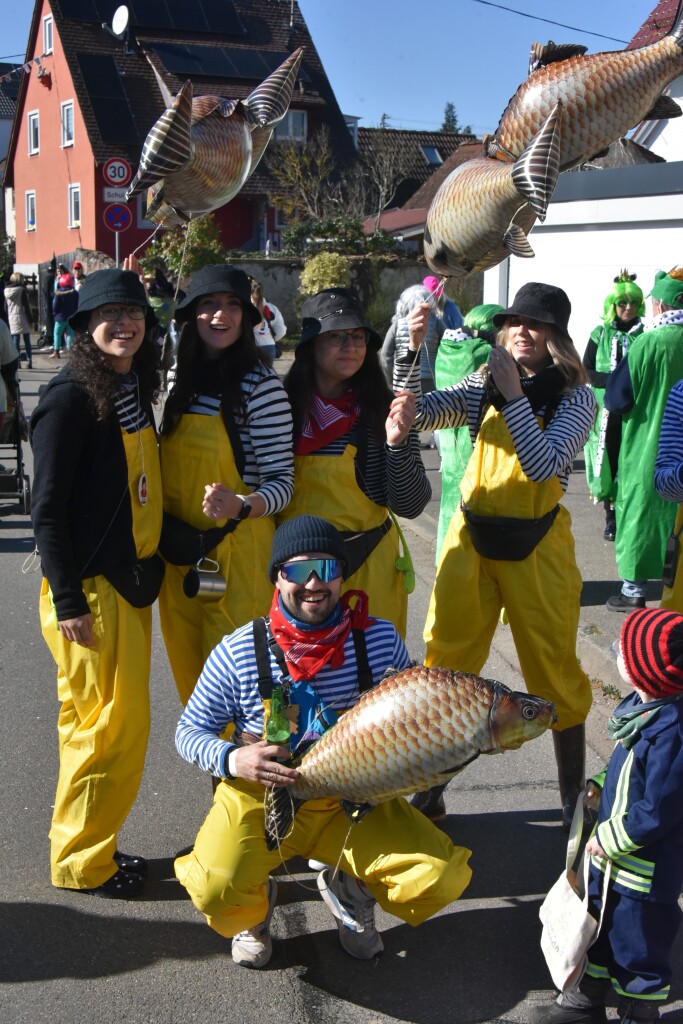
539, 795, 611, 992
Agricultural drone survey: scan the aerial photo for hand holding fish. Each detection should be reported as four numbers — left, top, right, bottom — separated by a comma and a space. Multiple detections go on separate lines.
234, 741, 300, 788
487, 346, 524, 402
386, 391, 416, 446
406, 302, 431, 351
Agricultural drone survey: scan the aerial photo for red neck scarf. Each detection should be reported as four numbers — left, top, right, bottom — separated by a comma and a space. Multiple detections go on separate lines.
295, 390, 360, 455
268, 589, 372, 681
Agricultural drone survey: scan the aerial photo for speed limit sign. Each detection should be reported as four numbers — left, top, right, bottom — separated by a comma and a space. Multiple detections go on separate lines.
103, 157, 132, 188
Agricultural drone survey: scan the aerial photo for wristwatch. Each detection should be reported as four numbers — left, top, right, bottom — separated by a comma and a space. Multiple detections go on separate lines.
232, 495, 252, 523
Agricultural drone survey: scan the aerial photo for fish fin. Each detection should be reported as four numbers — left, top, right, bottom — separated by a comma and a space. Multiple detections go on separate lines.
340, 800, 374, 823
643, 96, 682, 121
265, 787, 304, 851
246, 47, 304, 128
142, 50, 174, 109
528, 40, 587, 75
511, 100, 562, 220
486, 136, 515, 162
503, 224, 535, 259
247, 127, 274, 177
126, 81, 194, 200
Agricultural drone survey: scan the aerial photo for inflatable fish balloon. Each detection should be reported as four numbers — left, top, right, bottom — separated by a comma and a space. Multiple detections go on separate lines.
487, 0, 683, 170
126, 48, 304, 226
424, 103, 562, 279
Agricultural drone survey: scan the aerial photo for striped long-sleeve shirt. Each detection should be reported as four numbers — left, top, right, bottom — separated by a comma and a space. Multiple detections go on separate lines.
655, 379, 683, 503
175, 617, 411, 776
394, 358, 596, 492
186, 362, 294, 515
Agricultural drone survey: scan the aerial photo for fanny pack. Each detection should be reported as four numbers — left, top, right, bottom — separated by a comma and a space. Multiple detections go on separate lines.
104, 554, 165, 607
461, 502, 559, 561
340, 518, 392, 578
159, 512, 239, 566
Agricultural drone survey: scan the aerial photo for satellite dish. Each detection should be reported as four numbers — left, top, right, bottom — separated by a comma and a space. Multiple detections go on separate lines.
111, 5, 130, 39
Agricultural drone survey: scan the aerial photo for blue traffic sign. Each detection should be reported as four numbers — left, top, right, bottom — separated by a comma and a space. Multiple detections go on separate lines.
103, 202, 132, 232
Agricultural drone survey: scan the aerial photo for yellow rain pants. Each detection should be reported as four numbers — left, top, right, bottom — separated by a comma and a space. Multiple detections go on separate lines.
159, 413, 274, 705
660, 505, 683, 613
424, 406, 591, 730
175, 778, 472, 937
276, 444, 408, 635
41, 425, 162, 889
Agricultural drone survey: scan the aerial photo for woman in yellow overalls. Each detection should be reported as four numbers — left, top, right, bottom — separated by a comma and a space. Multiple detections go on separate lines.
31, 269, 163, 898
158, 266, 293, 706
395, 283, 597, 825
279, 288, 430, 637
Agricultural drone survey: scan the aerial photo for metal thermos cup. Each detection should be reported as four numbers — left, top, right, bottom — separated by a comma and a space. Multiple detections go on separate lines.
183, 557, 226, 599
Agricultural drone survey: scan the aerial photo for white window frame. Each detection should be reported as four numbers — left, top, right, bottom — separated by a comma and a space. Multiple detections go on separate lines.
274, 109, 307, 142
25, 191, 36, 232
68, 183, 80, 229
61, 100, 74, 148
27, 110, 39, 155
42, 15, 53, 55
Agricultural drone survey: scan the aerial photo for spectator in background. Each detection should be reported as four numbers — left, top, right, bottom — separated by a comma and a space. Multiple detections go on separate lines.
0, 316, 19, 433
423, 275, 464, 331
41, 258, 57, 344
4, 272, 34, 369
72, 261, 87, 292
250, 278, 286, 365
381, 284, 444, 394
51, 273, 78, 359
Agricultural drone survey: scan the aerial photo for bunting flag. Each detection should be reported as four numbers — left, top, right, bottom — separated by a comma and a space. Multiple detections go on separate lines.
0, 54, 49, 85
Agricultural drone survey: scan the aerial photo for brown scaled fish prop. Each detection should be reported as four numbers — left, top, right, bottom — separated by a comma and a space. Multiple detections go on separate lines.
265, 664, 556, 849
126, 48, 304, 226
488, 0, 683, 171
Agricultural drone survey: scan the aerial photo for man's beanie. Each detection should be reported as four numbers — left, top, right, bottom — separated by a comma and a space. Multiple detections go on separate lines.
621, 608, 683, 698
269, 514, 349, 582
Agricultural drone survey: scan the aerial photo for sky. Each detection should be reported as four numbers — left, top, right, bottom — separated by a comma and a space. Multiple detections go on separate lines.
2, 0, 661, 136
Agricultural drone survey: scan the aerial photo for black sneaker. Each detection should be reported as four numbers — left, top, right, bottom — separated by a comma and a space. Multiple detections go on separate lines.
529, 1002, 607, 1024
606, 593, 646, 612
82, 868, 145, 899
114, 850, 148, 876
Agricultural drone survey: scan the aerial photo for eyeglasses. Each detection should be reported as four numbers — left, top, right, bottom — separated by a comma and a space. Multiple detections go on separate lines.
279, 557, 343, 584
97, 304, 146, 321
616, 300, 638, 309
322, 330, 368, 349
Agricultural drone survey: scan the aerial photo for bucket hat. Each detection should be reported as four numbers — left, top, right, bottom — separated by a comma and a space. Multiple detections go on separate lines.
298, 288, 381, 351
175, 265, 260, 325
492, 282, 571, 334
68, 268, 155, 330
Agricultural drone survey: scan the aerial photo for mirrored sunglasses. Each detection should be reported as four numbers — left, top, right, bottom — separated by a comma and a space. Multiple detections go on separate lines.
279, 557, 343, 584
98, 304, 147, 321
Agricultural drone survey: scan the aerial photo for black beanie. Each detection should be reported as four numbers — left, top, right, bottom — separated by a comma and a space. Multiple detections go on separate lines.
269, 515, 349, 582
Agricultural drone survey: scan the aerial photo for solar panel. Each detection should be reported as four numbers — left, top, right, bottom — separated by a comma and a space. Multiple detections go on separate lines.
150, 44, 309, 82
57, 0, 245, 35
76, 53, 140, 144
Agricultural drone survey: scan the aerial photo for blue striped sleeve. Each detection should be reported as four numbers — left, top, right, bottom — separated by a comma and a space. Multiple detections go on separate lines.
655, 380, 683, 502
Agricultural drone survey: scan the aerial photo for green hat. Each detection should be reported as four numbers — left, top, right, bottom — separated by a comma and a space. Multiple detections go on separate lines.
649, 270, 683, 310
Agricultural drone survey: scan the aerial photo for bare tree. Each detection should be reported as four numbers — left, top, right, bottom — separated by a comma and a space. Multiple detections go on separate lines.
266, 126, 336, 221
362, 128, 412, 232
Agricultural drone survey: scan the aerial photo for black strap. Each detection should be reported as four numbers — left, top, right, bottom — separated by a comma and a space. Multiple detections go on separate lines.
352, 628, 372, 692
253, 617, 275, 699
221, 401, 246, 481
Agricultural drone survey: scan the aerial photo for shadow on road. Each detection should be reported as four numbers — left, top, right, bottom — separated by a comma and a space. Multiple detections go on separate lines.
581, 579, 663, 607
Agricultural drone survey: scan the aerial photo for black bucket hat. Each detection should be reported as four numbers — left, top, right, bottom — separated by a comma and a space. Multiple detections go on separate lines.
297, 288, 381, 352
68, 268, 156, 330
175, 264, 260, 326
492, 282, 571, 334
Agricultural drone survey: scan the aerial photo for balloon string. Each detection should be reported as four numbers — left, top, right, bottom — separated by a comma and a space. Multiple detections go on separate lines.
173, 220, 193, 301
129, 222, 162, 259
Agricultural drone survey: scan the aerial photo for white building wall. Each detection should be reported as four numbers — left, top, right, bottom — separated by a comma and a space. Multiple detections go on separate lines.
632, 76, 683, 162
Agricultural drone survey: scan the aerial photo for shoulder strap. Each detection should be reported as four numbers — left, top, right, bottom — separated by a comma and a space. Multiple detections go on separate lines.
352, 628, 372, 692
350, 414, 369, 484
220, 395, 246, 481
253, 617, 275, 699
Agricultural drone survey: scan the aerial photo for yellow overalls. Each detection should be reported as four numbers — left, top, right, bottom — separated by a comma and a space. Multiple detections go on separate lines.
276, 444, 407, 635
159, 413, 274, 705
40, 425, 162, 890
424, 406, 591, 729
660, 505, 683, 612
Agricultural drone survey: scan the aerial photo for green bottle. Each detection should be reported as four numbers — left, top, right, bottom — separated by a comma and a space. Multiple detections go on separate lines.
266, 685, 291, 749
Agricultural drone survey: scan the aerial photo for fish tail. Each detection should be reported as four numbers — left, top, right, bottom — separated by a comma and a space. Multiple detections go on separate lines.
265, 786, 304, 851
511, 101, 562, 221
246, 47, 304, 129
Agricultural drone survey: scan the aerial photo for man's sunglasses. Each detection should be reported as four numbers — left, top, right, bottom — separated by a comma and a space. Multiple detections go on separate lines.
279, 558, 343, 584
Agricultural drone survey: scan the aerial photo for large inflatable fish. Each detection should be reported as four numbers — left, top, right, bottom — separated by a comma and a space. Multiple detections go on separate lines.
423, 104, 562, 278
487, 0, 683, 170
265, 664, 556, 849
126, 48, 304, 226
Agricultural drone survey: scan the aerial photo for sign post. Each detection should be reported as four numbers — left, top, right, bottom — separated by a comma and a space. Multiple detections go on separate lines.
103, 203, 133, 267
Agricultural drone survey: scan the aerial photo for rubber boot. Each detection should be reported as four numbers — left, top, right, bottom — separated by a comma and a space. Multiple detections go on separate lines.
410, 783, 448, 822
617, 998, 660, 1024
552, 724, 586, 829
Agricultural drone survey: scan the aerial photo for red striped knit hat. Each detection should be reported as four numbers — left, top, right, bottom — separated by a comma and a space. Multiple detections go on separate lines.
621, 609, 683, 697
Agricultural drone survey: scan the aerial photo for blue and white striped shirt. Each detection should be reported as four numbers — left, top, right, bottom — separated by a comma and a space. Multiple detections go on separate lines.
655, 379, 683, 503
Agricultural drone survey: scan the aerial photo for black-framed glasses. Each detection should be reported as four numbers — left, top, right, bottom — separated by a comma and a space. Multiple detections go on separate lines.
279, 557, 343, 584
616, 299, 638, 308
323, 330, 368, 349
97, 304, 146, 321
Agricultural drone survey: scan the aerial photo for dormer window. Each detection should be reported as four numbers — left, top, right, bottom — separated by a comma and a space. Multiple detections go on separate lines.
43, 15, 53, 55
421, 145, 443, 166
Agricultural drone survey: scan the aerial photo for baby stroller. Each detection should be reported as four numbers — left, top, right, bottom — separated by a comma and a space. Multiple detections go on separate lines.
0, 378, 31, 514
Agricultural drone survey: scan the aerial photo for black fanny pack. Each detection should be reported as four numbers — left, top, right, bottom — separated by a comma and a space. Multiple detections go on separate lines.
104, 554, 165, 607
461, 503, 559, 561
159, 512, 239, 566
340, 518, 392, 578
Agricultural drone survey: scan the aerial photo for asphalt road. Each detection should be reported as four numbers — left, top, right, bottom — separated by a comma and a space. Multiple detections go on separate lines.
1, 352, 681, 1024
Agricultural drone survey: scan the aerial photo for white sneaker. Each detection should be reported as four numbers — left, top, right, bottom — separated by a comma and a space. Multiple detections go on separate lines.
317, 869, 384, 959
231, 877, 278, 968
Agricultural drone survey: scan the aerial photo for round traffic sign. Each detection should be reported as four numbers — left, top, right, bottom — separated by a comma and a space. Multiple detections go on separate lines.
103, 202, 132, 232
103, 157, 132, 187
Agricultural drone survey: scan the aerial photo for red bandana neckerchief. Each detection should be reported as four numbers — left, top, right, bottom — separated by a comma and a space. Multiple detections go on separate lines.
268, 589, 373, 682
295, 390, 360, 455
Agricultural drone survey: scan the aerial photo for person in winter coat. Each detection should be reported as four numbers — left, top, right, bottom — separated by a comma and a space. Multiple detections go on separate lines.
30, 269, 163, 899
380, 284, 444, 393
4, 272, 34, 368
605, 269, 683, 612
251, 278, 286, 365
41, 258, 56, 343
583, 270, 645, 541
51, 274, 78, 357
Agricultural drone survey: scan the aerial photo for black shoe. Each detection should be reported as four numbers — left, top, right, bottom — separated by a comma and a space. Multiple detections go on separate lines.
114, 850, 148, 876
529, 1002, 607, 1024
81, 868, 145, 899
606, 593, 645, 612
603, 521, 616, 541
410, 785, 447, 822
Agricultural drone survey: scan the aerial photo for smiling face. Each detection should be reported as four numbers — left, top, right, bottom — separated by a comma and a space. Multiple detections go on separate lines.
504, 315, 550, 376
88, 304, 146, 373
195, 291, 244, 356
313, 330, 368, 396
276, 551, 342, 625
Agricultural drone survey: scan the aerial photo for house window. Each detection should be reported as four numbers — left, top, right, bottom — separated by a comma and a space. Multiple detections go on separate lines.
274, 110, 307, 142
25, 191, 36, 232
43, 15, 53, 55
421, 145, 443, 166
68, 184, 80, 228
61, 101, 74, 147
27, 111, 39, 155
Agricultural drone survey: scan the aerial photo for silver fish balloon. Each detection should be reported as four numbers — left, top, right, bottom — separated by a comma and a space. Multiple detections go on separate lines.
424, 103, 562, 279
487, 0, 683, 170
265, 664, 556, 849
126, 48, 304, 226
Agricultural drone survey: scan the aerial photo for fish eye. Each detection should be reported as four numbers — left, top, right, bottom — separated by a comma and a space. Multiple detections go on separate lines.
522, 704, 537, 720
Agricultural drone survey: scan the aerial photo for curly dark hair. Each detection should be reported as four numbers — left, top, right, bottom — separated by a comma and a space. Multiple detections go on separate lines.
68, 329, 161, 421
161, 302, 267, 435
284, 339, 393, 445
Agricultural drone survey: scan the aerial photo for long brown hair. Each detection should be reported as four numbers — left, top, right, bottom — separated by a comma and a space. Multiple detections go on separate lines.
68, 330, 161, 420
496, 322, 588, 390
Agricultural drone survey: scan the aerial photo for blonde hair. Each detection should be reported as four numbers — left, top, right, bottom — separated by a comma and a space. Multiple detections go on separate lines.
9, 272, 24, 285
497, 322, 588, 390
